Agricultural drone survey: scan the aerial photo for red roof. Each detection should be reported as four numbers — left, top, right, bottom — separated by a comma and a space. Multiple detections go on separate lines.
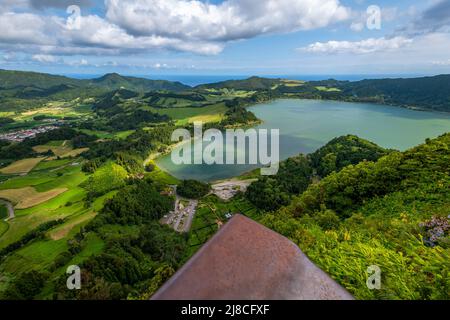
152, 214, 353, 300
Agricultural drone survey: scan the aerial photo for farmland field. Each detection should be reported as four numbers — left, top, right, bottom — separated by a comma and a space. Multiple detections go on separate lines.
148, 103, 227, 124
0, 158, 45, 175
0, 187, 68, 209
32, 142, 89, 159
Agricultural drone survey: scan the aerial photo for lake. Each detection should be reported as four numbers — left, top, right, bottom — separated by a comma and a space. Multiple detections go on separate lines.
155, 99, 450, 182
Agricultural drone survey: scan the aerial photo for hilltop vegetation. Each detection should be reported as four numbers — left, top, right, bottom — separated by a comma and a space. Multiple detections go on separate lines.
90, 73, 190, 92
197, 74, 450, 112
196, 76, 282, 91
257, 133, 450, 299
177, 180, 211, 199
246, 135, 391, 211
0, 70, 189, 94
0, 69, 449, 300
303, 75, 450, 112
2, 70, 450, 118
309, 135, 391, 177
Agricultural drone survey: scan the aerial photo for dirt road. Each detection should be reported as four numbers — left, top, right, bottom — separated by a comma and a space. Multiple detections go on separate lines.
0, 199, 14, 221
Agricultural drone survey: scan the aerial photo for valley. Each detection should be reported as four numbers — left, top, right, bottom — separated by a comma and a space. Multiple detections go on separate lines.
0, 70, 448, 300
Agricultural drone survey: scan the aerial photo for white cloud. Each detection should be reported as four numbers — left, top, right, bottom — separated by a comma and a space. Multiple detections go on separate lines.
0, 0, 29, 13
350, 22, 364, 32
32, 54, 58, 63
0, 12, 223, 56
154, 63, 170, 69
292, 32, 450, 74
105, 0, 351, 41
432, 59, 450, 65
301, 36, 413, 54
0, 12, 51, 45
67, 58, 89, 66
0, 0, 351, 57
348, 6, 398, 33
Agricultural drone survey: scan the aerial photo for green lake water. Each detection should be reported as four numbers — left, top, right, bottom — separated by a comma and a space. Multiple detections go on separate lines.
155, 99, 450, 181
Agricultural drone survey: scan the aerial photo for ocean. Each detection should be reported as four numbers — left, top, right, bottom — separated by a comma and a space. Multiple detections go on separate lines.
65, 74, 427, 87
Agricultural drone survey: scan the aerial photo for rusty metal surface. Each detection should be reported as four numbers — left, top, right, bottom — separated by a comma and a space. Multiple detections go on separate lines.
152, 214, 353, 300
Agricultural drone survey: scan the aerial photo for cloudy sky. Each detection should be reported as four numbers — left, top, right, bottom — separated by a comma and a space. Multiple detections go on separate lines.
0, 0, 450, 76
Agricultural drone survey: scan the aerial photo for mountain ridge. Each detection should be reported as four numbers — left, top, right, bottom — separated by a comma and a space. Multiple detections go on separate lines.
1, 69, 450, 111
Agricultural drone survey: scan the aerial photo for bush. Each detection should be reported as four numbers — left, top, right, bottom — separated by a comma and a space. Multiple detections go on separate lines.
94, 179, 173, 226
84, 162, 128, 197
177, 180, 211, 199
3, 271, 48, 300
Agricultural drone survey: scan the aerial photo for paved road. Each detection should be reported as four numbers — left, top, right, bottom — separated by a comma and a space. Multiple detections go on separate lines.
182, 200, 198, 233
0, 199, 14, 221
164, 185, 199, 233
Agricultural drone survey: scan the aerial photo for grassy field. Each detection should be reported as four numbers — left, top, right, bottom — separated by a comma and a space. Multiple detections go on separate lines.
0, 158, 45, 174
315, 86, 341, 92
32, 143, 72, 156
146, 161, 180, 185
14, 102, 92, 122
148, 102, 227, 125
0, 187, 68, 209
281, 79, 305, 87
32, 158, 73, 171
0, 204, 8, 237
79, 129, 136, 140
0, 162, 88, 249
0, 221, 8, 238
37, 232, 105, 299
0, 184, 108, 298
32, 141, 88, 160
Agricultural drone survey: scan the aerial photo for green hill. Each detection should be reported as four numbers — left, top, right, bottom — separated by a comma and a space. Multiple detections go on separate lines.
196, 76, 282, 91
309, 135, 392, 177
90, 73, 190, 92
0, 70, 81, 89
197, 74, 450, 112
312, 75, 450, 112
260, 133, 450, 299
0, 70, 191, 96
246, 135, 390, 211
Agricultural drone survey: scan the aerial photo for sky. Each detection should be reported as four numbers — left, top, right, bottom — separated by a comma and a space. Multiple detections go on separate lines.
0, 0, 449, 76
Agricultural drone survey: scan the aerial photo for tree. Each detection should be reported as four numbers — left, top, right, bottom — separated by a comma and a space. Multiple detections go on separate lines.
177, 180, 211, 199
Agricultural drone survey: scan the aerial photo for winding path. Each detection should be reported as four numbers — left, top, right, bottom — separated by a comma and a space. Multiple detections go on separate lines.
0, 199, 14, 221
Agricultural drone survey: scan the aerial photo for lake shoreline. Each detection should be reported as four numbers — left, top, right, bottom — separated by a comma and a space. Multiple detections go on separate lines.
153, 98, 450, 182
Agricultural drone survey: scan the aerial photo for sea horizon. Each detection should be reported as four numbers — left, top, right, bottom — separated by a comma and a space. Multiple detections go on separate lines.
62, 73, 430, 87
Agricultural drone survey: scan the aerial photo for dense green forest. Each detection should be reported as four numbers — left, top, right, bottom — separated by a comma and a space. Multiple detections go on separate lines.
0, 69, 449, 300
0, 70, 189, 93
246, 135, 391, 211
258, 133, 450, 299
177, 180, 211, 199
3, 70, 450, 112
3, 178, 184, 300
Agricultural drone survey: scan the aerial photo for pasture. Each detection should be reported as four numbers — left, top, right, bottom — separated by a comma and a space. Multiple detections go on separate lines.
0, 158, 45, 174
148, 102, 227, 124
32, 140, 89, 159
0, 187, 68, 209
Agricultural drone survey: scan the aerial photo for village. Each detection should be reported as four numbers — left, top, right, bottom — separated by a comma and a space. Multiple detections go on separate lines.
0, 125, 59, 143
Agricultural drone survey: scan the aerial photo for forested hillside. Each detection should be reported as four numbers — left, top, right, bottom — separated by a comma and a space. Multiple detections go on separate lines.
0, 68, 449, 300
246, 135, 391, 211
311, 75, 450, 112
2, 70, 450, 112
0, 70, 190, 99
90, 73, 190, 92
196, 76, 282, 91
258, 133, 450, 299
